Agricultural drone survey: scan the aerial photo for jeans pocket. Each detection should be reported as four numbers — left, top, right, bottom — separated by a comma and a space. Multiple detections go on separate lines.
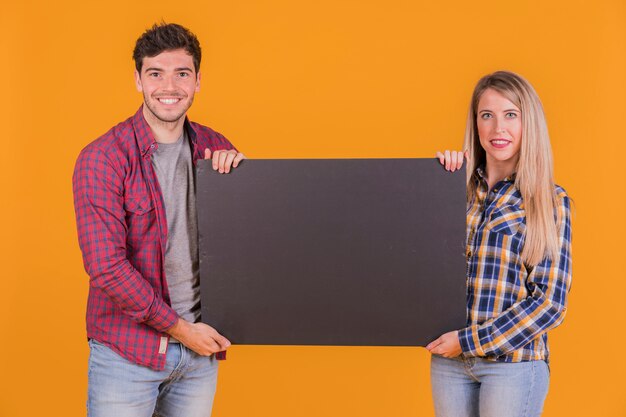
88, 338, 108, 350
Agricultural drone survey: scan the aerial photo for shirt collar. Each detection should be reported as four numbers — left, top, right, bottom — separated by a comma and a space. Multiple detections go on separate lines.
475, 165, 517, 184
132, 105, 198, 157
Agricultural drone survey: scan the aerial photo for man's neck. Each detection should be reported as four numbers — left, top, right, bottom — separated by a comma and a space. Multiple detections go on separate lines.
142, 106, 186, 144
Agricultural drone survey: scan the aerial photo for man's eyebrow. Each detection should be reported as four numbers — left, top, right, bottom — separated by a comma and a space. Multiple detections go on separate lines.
143, 67, 194, 73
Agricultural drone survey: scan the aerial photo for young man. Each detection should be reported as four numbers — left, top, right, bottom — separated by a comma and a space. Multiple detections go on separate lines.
73, 23, 244, 417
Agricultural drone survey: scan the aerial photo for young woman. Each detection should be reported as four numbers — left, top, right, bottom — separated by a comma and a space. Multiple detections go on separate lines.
426, 71, 572, 417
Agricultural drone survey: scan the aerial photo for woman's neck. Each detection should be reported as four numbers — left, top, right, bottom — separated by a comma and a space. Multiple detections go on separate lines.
485, 156, 517, 191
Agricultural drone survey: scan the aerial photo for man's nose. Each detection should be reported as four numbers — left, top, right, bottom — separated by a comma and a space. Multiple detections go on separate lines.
163, 75, 176, 90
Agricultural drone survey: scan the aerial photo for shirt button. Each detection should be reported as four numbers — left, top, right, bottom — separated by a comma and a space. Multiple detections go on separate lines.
150, 144, 155, 148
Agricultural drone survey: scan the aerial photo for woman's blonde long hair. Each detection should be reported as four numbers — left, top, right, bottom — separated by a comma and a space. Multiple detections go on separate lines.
464, 71, 559, 266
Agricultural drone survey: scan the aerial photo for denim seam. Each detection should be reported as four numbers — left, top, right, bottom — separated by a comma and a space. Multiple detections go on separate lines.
169, 343, 188, 380
154, 344, 185, 417
464, 357, 480, 382
87, 341, 93, 416
521, 361, 536, 417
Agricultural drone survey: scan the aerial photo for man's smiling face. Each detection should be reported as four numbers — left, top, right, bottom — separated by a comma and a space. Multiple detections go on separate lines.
135, 48, 200, 124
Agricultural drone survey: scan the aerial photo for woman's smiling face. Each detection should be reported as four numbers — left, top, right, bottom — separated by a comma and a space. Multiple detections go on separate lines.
476, 88, 523, 170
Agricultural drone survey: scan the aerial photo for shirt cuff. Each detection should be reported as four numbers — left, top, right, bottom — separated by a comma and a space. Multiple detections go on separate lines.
145, 299, 179, 332
458, 325, 486, 358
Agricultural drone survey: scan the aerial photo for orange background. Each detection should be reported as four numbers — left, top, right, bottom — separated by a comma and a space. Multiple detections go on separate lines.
2, 1, 625, 416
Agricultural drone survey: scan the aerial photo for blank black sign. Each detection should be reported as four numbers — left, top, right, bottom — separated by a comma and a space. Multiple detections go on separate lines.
197, 159, 466, 346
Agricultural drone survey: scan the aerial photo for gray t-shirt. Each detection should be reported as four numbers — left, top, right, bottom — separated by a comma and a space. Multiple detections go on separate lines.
151, 131, 200, 323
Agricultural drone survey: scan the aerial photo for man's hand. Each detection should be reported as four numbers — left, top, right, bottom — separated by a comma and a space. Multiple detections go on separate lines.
167, 318, 231, 356
205, 148, 245, 174
426, 330, 462, 358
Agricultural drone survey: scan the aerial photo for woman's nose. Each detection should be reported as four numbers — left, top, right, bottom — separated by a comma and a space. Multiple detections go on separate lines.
495, 118, 506, 133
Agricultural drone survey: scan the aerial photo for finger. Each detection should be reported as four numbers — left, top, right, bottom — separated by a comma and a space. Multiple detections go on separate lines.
204, 148, 211, 160
444, 150, 451, 171
223, 151, 237, 173
456, 151, 464, 170
436, 151, 444, 166
450, 151, 458, 172
464, 150, 469, 161
233, 153, 245, 168
213, 333, 231, 350
218, 150, 229, 173
212, 151, 221, 170
206, 340, 221, 355
430, 345, 444, 355
425, 338, 442, 351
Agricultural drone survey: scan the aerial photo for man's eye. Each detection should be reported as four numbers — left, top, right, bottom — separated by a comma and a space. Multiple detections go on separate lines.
148, 73, 160, 77
179, 72, 190, 77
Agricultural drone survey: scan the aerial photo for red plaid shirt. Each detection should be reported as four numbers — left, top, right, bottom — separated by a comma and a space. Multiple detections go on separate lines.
73, 106, 235, 370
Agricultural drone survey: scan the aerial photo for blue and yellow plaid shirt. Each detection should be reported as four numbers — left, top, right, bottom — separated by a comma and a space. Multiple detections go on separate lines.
458, 168, 572, 363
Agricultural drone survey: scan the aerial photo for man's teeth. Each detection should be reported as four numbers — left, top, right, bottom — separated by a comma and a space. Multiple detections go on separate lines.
159, 98, 180, 104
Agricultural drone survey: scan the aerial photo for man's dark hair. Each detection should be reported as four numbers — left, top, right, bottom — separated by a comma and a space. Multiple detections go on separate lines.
133, 23, 201, 73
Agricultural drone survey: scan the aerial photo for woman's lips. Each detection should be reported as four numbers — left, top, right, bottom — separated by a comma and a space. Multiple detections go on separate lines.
490, 139, 511, 149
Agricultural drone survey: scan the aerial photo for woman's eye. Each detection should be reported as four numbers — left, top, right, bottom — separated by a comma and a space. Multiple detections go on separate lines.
506, 112, 518, 118
480, 113, 492, 119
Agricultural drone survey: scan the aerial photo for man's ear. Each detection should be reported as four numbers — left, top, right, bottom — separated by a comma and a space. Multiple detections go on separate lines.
195, 71, 201, 92
135, 70, 143, 92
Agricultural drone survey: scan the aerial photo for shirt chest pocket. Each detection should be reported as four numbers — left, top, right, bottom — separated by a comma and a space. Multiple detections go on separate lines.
124, 193, 155, 215
123, 194, 157, 254
486, 204, 525, 235
124, 194, 156, 239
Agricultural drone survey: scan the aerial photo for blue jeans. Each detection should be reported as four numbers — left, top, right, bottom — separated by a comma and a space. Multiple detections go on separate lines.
87, 339, 218, 417
430, 355, 549, 417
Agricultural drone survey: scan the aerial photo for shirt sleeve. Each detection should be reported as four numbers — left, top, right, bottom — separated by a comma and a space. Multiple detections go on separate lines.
458, 192, 572, 358
73, 145, 178, 332
192, 125, 238, 158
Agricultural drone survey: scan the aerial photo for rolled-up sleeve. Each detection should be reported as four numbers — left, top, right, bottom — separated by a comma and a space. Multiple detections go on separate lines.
73, 145, 178, 332
459, 192, 572, 358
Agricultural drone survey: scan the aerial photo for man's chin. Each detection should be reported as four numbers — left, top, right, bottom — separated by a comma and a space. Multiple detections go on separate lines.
144, 105, 186, 124
156, 114, 185, 123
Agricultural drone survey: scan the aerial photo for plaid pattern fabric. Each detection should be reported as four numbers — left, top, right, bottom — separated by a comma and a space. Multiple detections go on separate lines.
73, 106, 235, 370
458, 168, 572, 363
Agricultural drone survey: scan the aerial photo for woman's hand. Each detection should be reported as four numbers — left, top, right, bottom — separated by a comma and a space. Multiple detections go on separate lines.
436, 150, 467, 172
426, 330, 462, 358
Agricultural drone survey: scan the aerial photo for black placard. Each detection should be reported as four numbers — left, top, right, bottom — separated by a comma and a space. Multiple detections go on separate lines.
197, 159, 466, 346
